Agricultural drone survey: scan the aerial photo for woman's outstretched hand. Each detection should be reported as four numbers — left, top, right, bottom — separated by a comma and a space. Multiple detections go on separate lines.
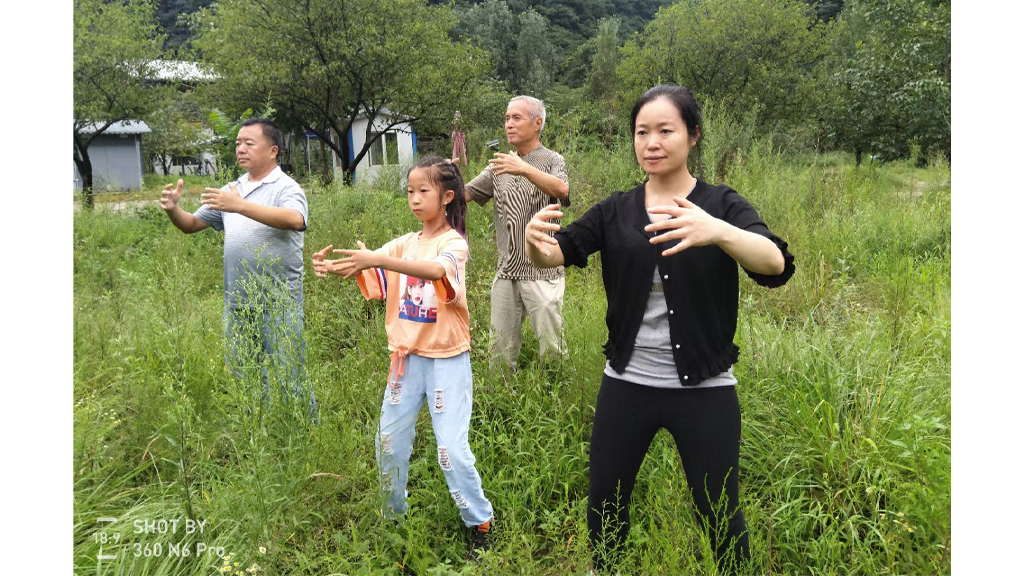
526, 204, 563, 257
645, 196, 727, 257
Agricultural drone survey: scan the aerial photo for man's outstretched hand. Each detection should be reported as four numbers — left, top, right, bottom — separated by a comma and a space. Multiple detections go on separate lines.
201, 184, 245, 212
160, 179, 184, 211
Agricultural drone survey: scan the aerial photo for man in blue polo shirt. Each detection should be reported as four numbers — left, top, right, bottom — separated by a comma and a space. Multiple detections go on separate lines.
160, 118, 316, 418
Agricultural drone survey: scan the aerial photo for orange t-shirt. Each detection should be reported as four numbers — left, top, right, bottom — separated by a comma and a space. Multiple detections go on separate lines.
356, 229, 470, 358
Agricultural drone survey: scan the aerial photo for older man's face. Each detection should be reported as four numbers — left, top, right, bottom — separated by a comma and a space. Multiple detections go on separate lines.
235, 124, 277, 174
505, 100, 541, 147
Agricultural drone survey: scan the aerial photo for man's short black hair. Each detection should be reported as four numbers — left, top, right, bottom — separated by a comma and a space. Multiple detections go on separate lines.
241, 117, 284, 158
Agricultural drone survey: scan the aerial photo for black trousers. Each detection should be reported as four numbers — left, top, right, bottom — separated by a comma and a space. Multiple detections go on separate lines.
587, 374, 751, 573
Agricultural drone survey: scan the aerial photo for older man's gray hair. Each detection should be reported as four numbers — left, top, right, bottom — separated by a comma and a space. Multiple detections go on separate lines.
510, 95, 546, 133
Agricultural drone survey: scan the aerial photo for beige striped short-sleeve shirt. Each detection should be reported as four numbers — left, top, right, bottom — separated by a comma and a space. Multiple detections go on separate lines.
466, 144, 569, 281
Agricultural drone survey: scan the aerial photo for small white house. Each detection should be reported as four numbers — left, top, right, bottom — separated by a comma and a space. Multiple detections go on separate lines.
336, 109, 418, 184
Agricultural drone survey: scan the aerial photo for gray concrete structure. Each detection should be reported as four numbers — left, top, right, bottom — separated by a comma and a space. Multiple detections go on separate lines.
74, 120, 151, 192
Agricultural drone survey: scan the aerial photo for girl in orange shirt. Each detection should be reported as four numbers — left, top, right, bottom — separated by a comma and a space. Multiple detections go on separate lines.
312, 157, 494, 556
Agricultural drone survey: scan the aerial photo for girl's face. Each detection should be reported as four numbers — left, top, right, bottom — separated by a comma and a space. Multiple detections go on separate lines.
633, 97, 699, 177
407, 167, 455, 224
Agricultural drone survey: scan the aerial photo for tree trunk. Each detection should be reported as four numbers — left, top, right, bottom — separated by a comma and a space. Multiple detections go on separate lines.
338, 127, 352, 186
74, 138, 95, 209
318, 137, 333, 184
855, 147, 863, 167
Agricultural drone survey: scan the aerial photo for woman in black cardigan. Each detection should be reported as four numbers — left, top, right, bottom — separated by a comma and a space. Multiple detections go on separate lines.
525, 85, 795, 574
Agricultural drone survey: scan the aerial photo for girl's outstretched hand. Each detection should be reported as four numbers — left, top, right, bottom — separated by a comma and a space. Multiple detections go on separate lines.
311, 244, 334, 278
331, 241, 378, 279
645, 196, 727, 257
525, 204, 563, 257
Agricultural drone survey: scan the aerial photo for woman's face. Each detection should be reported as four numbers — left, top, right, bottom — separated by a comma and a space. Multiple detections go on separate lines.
407, 279, 425, 305
633, 97, 699, 176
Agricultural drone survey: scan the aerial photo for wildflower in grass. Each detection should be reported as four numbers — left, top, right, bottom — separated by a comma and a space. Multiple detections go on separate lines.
897, 512, 904, 518
259, 546, 266, 554
865, 486, 873, 494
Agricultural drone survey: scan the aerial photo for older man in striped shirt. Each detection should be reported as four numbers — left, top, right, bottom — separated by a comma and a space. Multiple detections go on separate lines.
464, 95, 570, 371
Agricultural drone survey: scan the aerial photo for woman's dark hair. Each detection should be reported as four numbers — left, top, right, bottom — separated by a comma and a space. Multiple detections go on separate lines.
629, 85, 702, 140
407, 156, 468, 239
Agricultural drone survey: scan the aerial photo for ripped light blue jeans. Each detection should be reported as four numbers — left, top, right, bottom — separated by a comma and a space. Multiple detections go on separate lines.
376, 351, 493, 526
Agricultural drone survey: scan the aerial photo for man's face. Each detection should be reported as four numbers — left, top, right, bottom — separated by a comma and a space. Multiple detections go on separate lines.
236, 124, 277, 173
505, 100, 542, 148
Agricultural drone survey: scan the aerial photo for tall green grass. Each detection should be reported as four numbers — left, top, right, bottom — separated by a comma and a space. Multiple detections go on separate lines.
74, 144, 950, 575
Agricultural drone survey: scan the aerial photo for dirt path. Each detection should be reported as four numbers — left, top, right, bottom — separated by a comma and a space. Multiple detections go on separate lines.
73, 199, 160, 213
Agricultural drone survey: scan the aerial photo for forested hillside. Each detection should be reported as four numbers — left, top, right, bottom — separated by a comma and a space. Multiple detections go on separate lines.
160, 1, 848, 52
156, 0, 212, 51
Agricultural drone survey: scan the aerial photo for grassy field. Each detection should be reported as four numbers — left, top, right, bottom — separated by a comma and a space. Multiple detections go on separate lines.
73, 142, 950, 575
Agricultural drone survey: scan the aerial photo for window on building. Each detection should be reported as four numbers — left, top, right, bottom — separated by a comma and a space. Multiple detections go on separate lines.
385, 132, 399, 165
369, 131, 400, 167
369, 132, 384, 166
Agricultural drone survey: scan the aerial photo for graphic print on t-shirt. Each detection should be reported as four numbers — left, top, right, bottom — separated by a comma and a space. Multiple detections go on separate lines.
398, 272, 438, 323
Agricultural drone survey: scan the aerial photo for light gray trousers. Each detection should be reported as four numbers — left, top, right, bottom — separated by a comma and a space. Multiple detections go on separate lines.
489, 276, 566, 369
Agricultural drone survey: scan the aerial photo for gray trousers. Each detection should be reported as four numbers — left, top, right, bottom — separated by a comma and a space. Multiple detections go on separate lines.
224, 305, 317, 420
489, 276, 566, 369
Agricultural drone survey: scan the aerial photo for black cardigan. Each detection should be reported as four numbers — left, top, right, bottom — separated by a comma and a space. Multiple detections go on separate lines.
554, 180, 795, 385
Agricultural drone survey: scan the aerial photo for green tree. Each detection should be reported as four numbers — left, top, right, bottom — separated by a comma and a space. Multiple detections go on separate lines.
74, 0, 167, 207
515, 9, 555, 97
193, 0, 488, 183
457, 0, 519, 87
617, 0, 826, 130
143, 93, 206, 176
456, 2, 555, 96
822, 0, 950, 163
587, 17, 621, 145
